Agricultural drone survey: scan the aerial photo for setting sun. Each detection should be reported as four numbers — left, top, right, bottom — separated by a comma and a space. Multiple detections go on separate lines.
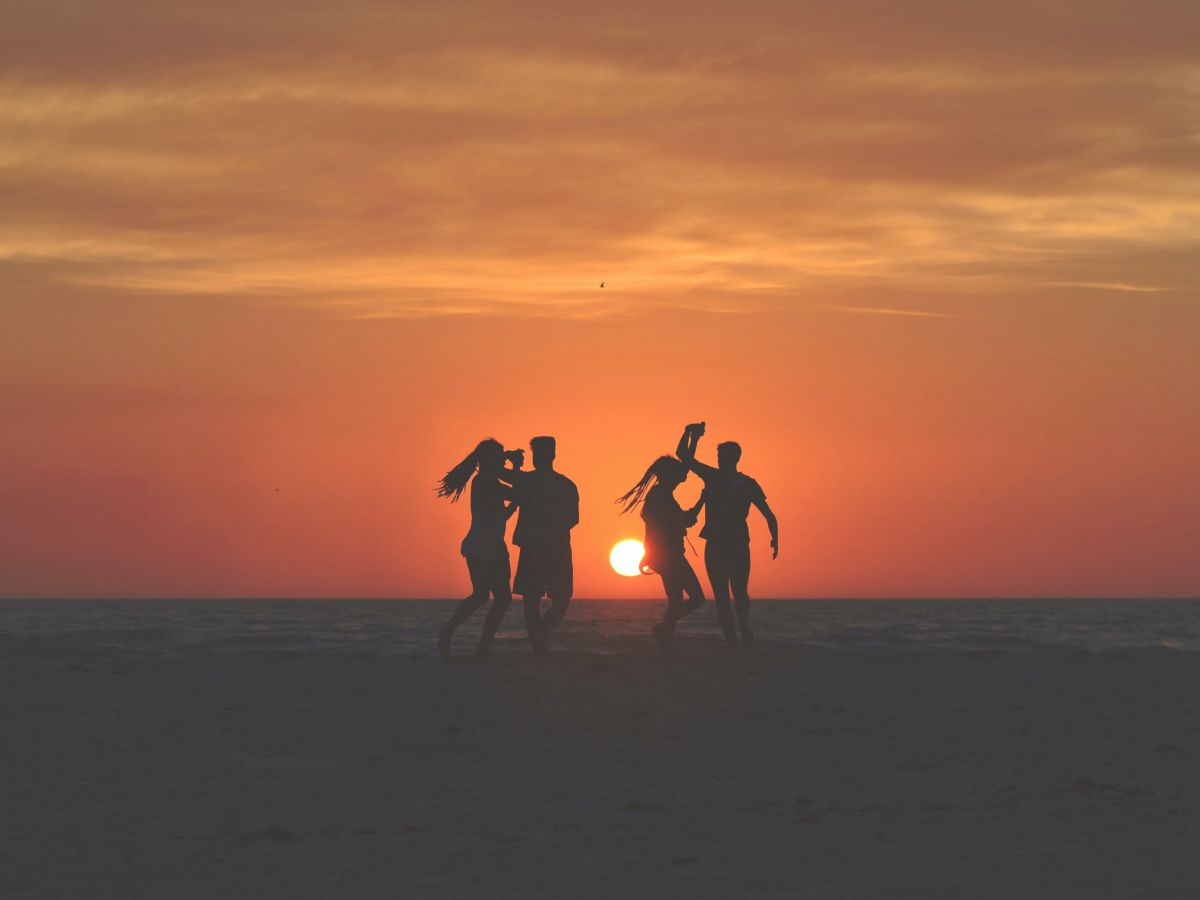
609, 539, 645, 577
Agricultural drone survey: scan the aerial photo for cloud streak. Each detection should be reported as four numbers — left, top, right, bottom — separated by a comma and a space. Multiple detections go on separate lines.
1, 1, 1197, 317
823, 304, 965, 319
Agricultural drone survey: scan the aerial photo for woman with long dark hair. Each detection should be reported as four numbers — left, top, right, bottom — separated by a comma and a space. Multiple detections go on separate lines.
616, 455, 706, 652
435, 438, 519, 657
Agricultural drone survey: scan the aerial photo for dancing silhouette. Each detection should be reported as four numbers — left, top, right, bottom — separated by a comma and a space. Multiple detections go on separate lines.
677, 422, 778, 648
434, 438, 520, 657
504, 436, 579, 655
616, 455, 706, 653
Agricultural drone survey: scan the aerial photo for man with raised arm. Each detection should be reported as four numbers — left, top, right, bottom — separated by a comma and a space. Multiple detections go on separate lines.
676, 422, 778, 648
502, 436, 579, 655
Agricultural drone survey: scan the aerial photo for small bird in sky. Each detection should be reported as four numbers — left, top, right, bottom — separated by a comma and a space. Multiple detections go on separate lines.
600, 281, 605, 288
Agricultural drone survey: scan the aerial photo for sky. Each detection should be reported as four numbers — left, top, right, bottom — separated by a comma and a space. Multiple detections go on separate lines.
2, 0, 1198, 598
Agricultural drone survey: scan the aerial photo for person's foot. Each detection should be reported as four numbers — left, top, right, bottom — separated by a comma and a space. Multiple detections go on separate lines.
651, 623, 671, 654
437, 624, 453, 658
739, 623, 755, 647
474, 643, 491, 659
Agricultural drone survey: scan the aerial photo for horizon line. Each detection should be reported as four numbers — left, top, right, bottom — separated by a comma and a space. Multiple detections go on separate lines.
4, 596, 1199, 602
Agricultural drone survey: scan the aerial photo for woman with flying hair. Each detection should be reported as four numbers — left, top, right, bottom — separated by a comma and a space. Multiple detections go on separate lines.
616, 455, 706, 653
435, 438, 521, 657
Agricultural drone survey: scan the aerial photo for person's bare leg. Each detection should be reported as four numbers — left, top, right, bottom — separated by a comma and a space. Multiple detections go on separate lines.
523, 596, 545, 655
476, 593, 511, 657
678, 562, 706, 619
705, 543, 737, 649
439, 592, 486, 657
732, 544, 753, 647
713, 591, 736, 649
473, 558, 513, 657
653, 571, 683, 653
733, 596, 752, 646
442, 557, 493, 656
540, 596, 571, 648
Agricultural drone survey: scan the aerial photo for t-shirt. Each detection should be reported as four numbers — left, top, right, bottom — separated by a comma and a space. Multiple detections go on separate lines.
641, 484, 691, 562
511, 469, 579, 551
459, 474, 510, 560
691, 465, 765, 545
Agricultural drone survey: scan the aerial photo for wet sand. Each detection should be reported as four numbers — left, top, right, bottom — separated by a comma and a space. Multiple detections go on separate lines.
4, 645, 1200, 898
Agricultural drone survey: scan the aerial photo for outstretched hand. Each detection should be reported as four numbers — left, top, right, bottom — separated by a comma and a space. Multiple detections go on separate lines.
770, 538, 779, 560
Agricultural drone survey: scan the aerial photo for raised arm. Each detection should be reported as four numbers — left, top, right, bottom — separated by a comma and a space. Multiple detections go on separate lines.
676, 423, 718, 480
498, 467, 524, 487
497, 449, 527, 487
752, 494, 779, 559
675, 425, 699, 461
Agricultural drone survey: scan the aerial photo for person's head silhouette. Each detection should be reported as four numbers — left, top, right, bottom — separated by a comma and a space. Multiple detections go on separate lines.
615, 455, 688, 514
477, 441, 505, 476
654, 456, 688, 489
717, 441, 742, 472
530, 435, 557, 471
436, 437, 504, 501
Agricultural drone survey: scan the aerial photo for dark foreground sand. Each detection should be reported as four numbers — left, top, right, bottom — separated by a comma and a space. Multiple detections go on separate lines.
4, 646, 1200, 898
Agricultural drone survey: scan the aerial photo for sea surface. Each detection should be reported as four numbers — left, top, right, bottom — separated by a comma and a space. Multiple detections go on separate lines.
2, 598, 1199, 658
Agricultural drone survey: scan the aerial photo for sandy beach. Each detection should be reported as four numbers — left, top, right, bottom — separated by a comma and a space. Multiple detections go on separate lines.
4, 642, 1199, 898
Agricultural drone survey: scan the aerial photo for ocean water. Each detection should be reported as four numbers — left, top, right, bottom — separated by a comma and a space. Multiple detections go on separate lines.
2, 598, 1199, 658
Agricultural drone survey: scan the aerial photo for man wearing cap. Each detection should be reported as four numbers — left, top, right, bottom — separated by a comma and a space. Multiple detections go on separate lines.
505, 435, 579, 655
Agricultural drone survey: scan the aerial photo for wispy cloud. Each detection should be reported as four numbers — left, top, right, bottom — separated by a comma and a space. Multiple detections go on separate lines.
1045, 281, 1168, 293
823, 304, 965, 319
1, 1, 1197, 317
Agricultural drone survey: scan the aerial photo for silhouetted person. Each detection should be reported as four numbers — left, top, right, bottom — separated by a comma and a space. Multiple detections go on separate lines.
677, 422, 778, 648
435, 438, 520, 657
504, 436, 579, 655
616, 455, 706, 653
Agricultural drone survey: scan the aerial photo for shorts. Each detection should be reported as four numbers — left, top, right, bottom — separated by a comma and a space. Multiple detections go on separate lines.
466, 554, 512, 600
513, 544, 573, 600
641, 546, 685, 578
704, 540, 751, 592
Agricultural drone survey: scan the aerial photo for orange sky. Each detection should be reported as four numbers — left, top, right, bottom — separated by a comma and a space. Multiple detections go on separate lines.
2, 1, 1198, 598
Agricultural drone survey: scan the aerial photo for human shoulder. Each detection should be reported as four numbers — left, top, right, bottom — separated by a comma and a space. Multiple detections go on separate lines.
739, 473, 765, 500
